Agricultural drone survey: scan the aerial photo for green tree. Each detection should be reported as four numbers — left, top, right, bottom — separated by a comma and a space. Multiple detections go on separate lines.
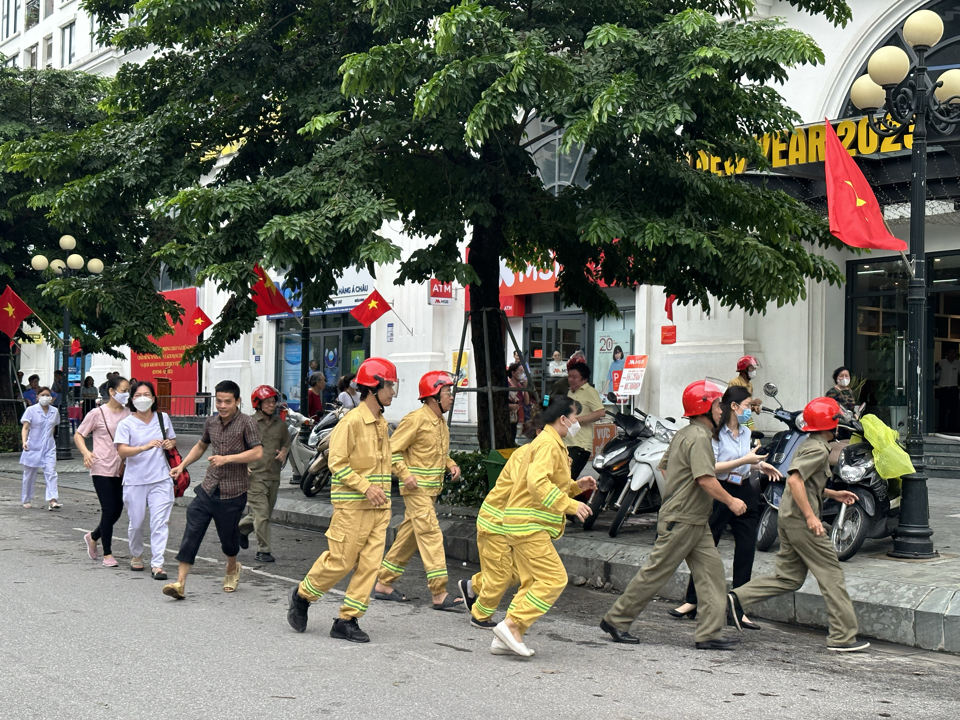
3, 1, 853, 450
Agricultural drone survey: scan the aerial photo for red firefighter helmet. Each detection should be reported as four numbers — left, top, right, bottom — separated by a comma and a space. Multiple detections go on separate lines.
736, 355, 760, 372
419, 371, 455, 400
681, 380, 724, 418
355, 357, 399, 388
802, 397, 843, 432
251, 385, 279, 409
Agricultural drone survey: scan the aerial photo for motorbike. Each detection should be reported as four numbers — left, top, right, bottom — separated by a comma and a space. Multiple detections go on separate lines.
584, 392, 679, 538
283, 408, 321, 486
754, 383, 806, 552
822, 413, 902, 561
299, 405, 348, 497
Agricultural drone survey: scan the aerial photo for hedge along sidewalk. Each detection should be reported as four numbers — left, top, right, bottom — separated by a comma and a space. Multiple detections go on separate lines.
253, 477, 960, 656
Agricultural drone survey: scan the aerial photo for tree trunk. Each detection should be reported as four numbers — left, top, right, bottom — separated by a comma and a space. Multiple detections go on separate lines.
468, 203, 515, 452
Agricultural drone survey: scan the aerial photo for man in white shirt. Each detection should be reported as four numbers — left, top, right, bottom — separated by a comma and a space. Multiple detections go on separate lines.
937, 346, 960, 432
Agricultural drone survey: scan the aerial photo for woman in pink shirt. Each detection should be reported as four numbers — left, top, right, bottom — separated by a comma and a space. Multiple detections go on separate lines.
75, 376, 131, 567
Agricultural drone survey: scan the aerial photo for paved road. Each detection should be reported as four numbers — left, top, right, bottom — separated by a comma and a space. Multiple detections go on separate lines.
2, 478, 958, 720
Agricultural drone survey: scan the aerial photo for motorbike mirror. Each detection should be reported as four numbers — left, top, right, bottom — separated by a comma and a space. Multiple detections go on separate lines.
762, 383, 778, 398
606, 391, 618, 404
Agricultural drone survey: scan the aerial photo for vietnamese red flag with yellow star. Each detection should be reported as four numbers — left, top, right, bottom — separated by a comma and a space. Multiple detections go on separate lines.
824, 120, 907, 251
0, 286, 34, 339
251, 264, 295, 316
185, 306, 213, 337
350, 289, 391, 327
70, 338, 82, 355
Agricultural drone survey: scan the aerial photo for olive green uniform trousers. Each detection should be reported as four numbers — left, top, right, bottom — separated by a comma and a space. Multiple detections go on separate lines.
604, 520, 726, 643
733, 520, 858, 646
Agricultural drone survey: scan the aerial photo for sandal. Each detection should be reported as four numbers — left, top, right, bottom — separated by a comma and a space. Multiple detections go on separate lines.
48, 501, 62, 511
130, 557, 145, 571
432, 593, 466, 612
223, 563, 242, 593
151, 568, 168, 580
373, 587, 410, 602
22, 503, 31, 509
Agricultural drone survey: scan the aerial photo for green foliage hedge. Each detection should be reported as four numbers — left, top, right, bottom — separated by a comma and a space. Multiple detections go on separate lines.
0, 423, 21, 453
439, 450, 488, 508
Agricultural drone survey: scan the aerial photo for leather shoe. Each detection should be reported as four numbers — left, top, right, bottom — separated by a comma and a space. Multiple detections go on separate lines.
695, 637, 740, 651
740, 619, 762, 631
287, 586, 310, 633
330, 617, 370, 643
600, 618, 640, 644
255, 552, 275, 563
239, 532, 249, 550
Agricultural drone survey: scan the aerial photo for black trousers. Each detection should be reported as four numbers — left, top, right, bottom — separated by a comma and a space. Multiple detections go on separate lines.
176, 486, 247, 565
568, 447, 591, 479
90, 475, 124, 556
685, 488, 760, 605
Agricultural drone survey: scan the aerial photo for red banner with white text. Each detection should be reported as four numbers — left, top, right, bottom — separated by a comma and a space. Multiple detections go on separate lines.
130, 288, 199, 397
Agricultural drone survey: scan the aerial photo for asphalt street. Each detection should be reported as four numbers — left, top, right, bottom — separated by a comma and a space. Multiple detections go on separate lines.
2, 476, 959, 720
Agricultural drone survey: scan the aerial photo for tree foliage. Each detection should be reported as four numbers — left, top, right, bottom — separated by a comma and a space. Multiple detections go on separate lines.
2, 0, 854, 449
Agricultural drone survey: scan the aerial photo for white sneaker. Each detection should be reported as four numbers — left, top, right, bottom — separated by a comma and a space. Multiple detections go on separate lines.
492, 621, 532, 657
491, 636, 535, 656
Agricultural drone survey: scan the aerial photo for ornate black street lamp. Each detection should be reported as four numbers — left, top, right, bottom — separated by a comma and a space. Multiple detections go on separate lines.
849, 10, 960, 559
30, 235, 104, 461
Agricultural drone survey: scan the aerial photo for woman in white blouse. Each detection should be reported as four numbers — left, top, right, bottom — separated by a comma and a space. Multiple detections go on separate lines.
336, 373, 359, 410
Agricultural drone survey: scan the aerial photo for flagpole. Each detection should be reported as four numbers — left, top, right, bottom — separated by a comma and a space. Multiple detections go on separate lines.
389, 309, 413, 335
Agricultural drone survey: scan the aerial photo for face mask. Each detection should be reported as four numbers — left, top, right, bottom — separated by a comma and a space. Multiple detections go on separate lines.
748, 370, 757, 380
564, 417, 581, 438
519, 373, 527, 384
349, 381, 358, 390
38, 396, 53, 407
839, 378, 850, 387
737, 407, 752, 424
133, 397, 154, 412
113, 392, 129, 405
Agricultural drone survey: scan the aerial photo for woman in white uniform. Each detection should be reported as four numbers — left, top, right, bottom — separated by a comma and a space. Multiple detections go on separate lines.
20, 387, 61, 510
115, 381, 177, 579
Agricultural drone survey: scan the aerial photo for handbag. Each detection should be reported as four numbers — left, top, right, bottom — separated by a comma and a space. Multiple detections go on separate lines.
158, 411, 190, 497
98, 407, 125, 479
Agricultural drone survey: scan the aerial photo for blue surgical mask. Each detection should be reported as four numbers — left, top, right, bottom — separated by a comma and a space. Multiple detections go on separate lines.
737, 407, 752, 424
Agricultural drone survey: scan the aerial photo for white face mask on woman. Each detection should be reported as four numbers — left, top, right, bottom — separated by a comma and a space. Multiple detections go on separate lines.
563, 416, 581, 439
38, 395, 53, 407
748, 370, 757, 380
839, 378, 850, 387
113, 391, 130, 405
133, 396, 154, 412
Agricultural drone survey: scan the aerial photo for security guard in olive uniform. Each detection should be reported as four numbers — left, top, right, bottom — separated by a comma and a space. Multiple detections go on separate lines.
728, 397, 870, 652
287, 358, 407, 643
600, 380, 747, 650
374, 370, 463, 610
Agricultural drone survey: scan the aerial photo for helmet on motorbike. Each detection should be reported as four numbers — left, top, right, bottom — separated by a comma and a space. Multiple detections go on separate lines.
419, 370, 455, 400
801, 396, 843, 432
251, 385, 279, 409
736, 355, 760, 373
355, 357, 399, 390
682, 380, 724, 418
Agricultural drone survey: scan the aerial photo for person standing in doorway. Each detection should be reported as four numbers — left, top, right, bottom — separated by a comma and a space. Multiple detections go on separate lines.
937, 346, 960, 432
565, 362, 605, 478
115, 381, 177, 577
825, 366, 858, 413
599, 380, 745, 651
728, 397, 870, 652
20, 387, 61, 510
76, 375, 131, 567
336, 373, 359, 410
162, 380, 262, 599
374, 371, 463, 610
287, 358, 407, 643
238, 386, 291, 563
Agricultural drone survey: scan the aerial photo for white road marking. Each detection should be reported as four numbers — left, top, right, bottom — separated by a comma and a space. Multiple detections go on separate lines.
72, 527, 344, 596
404, 651, 440, 665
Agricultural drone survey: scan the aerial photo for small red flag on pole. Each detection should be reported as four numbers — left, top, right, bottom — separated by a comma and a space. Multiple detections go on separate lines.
350, 290, 392, 327
70, 338, 82, 355
251, 265, 295, 316
186, 306, 213, 337
0, 286, 34, 339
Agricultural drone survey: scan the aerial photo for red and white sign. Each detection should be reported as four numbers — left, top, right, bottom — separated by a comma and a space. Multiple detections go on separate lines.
593, 422, 616, 457
130, 288, 199, 397
661, 326, 677, 345
429, 279, 454, 306
617, 355, 648, 396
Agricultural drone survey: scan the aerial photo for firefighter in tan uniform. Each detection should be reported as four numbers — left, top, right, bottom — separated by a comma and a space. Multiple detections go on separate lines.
728, 397, 870, 652
373, 371, 465, 610
287, 358, 406, 644
600, 380, 746, 650
492, 396, 596, 657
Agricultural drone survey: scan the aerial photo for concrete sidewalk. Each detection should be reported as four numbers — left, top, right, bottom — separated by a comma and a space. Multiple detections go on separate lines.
3, 447, 960, 654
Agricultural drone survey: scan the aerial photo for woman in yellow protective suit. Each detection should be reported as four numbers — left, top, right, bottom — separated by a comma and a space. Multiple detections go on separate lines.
494, 395, 595, 657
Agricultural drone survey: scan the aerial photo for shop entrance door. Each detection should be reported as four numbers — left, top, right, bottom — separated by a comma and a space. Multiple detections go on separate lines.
524, 314, 586, 400
311, 332, 342, 407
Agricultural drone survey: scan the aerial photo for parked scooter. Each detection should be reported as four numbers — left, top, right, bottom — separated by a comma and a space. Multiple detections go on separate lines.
823, 413, 902, 561
283, 408, 320, 486
585, 392, 679, 538
754, 383, 806, 552
300, 405, 348, 497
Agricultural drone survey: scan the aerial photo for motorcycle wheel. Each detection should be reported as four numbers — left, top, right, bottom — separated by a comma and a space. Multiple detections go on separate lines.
831, 501, 868, 562
301, 468, 331, 497
756, 506, 779, 552
609, 487, 644, 538
582, 488, 608, 532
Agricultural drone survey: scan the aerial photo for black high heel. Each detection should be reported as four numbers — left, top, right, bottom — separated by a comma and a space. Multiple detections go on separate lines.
667, 606, 697, 619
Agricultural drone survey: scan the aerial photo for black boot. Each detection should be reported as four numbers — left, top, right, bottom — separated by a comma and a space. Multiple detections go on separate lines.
287, 586, 309, 633
600, 618, 640, 644
331, 617, 370, 643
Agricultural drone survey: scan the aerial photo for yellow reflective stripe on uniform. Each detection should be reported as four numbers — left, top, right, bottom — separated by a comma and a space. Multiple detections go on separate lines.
425, 568, 447, 579
501, 523, 561, 538
407, 466, 445, 476
477, 516, 506, 535
503, 507, 563, 524
543, 486, 563, 507
479, 501, 504, 520
525, 591, 553, 613
342, 595, 369, 612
